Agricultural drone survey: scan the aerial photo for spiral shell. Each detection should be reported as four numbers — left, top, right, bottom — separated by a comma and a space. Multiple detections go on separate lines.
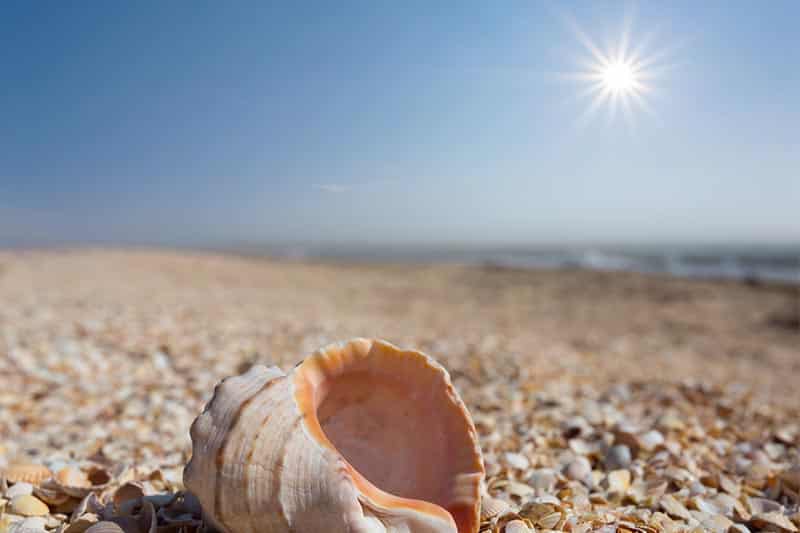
184, 338, 485, 533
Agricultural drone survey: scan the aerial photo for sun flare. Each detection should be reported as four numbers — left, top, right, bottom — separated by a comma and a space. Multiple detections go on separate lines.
602, 61, 637, 92
562, 13, 676, 128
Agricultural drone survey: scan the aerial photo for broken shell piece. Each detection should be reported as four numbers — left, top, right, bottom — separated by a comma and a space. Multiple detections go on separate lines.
138, 501, 157, 533
184, 338, 485, 533
33, 481, 71, 506
64, 514, 100, 533
112, 483, 145, 510
3, 464, 52, 486
107, 517, 141, 533
70, 494, 104, 523
56, 467, 111, 499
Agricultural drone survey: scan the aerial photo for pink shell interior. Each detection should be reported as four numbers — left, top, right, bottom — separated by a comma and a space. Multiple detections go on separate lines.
294, 339, 483, 533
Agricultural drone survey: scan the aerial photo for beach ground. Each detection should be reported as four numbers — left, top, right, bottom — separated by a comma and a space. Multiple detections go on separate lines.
1, 250, 798, 532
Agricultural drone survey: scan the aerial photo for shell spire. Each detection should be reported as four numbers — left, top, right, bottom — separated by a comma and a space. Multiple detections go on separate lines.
184, 338, 485, 533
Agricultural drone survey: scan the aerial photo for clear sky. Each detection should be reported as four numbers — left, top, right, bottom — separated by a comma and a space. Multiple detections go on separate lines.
1, 1, 798, 248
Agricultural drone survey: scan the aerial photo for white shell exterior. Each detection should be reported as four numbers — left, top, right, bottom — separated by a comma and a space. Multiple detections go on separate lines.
184, 338, 484, 533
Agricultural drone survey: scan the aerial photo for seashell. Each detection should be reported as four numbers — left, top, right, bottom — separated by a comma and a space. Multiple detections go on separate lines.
107, 517, 142, 533
479, 495, 510, 522
503, 520, 531, 533
781, 466, 800, 491
751, 512, 798, 532
536, 511, 563, 530
55, 468, 89, 489
659, 494, 692, 521
84, 522, 125, 533
171, 492, 202, 517
563, 457, 591, 483
6, 483, 34, 499
3, 464, 52, 486
7, 517, 47, 533
55, 467, 111, 499
603, 445, 632, 471
112, 483, 145, 510
33, 481, 71, 506
503, 453, 529, 471
64, 514, 100, 533
527, 469, 556, 492
184, 338, 485, 533
70, 494, 104, 523
51, 497, 83, 515
138, 501, 157, 533
10, 495, 49, 517
605, 470, 630, 494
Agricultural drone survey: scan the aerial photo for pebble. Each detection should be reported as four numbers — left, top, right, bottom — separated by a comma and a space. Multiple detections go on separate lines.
781, 466, 800, 491
503, 452, 529, 471
527, 469, 557, 492
604, 444, 631, 470
637, 429, 665, 451
606, 469, 631, 493
564, 457, 592, 482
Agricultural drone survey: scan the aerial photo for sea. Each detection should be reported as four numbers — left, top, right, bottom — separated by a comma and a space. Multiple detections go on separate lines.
249, 243, 800, 285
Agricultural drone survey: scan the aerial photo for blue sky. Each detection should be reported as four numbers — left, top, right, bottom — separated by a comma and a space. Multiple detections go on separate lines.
1, 1, 798, 247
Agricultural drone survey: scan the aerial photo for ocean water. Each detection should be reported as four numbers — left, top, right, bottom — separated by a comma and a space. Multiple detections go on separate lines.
257, 243, 800, 284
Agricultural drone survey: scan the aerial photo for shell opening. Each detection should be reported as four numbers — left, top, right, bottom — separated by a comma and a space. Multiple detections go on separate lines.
294, 339, 482, 533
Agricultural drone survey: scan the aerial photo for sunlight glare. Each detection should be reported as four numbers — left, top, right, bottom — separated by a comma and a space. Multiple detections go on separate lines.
603, 61, 636, 92
559, 11, 677, 129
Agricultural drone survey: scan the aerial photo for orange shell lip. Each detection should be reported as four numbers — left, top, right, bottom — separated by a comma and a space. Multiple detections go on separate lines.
292, 338, 470, 527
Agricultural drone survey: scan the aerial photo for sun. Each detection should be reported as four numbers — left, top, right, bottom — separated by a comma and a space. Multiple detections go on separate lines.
561, 12, 677, 128
602, 61, 637, 92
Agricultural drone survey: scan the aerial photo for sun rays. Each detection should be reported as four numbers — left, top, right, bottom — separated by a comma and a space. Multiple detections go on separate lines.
560, 11, 678, 130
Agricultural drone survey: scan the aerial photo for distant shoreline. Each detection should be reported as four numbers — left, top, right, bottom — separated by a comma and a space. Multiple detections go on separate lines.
2, 242, 799, 285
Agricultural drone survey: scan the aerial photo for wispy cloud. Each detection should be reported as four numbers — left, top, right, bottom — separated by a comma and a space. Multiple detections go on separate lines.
312, 179, 399, 194
312, 183, 350, 193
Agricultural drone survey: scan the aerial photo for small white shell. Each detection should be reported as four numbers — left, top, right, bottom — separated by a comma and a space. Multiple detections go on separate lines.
184, 338, 485, 533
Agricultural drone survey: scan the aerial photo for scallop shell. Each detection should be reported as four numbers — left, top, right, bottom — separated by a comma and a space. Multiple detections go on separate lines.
480, 495, 511, 521
504, 520, 532, 533
3, 464, 52, 486
184, 338, 485, 533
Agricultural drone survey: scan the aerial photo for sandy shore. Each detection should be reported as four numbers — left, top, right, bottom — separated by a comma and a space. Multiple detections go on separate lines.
1, 250, 798, 532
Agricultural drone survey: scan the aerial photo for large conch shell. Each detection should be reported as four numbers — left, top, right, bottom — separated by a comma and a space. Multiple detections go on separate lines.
184, 338, 484, 533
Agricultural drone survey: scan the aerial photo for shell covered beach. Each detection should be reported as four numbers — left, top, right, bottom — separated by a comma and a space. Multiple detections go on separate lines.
1, 250, 799, 533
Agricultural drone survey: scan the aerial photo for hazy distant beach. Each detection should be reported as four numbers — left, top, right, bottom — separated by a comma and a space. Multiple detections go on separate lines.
240, 243, 800, 285
1, 249, 797, 404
